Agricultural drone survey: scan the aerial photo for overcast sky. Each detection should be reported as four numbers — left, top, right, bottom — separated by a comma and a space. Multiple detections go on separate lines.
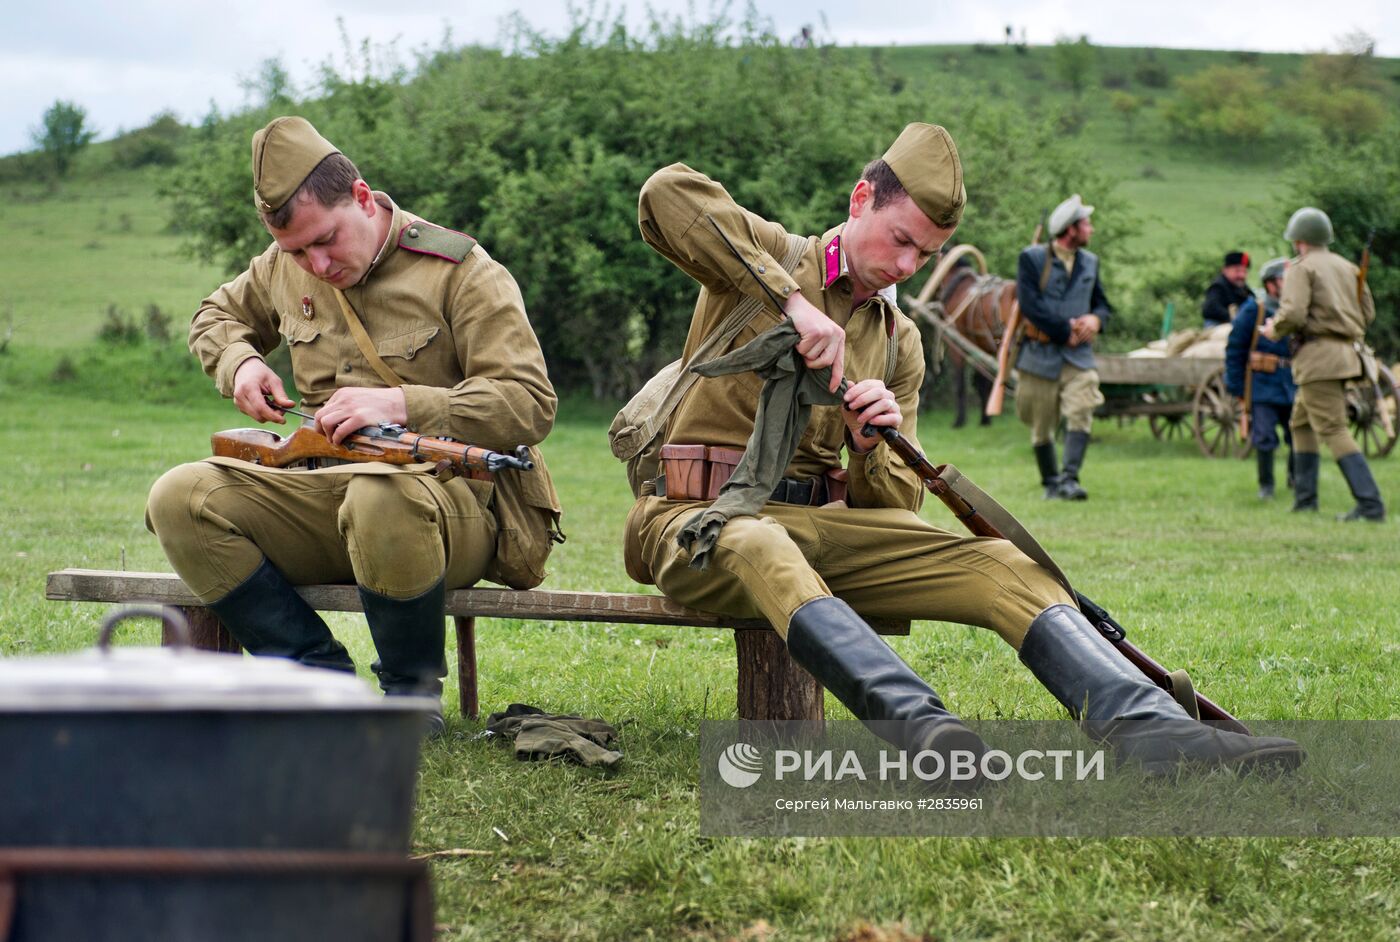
4, 0, 1397, 157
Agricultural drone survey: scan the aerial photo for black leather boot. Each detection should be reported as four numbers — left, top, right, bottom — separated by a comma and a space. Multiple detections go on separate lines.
1286, 449, 1295, 491
1018, 605, 1304, 775
1291, 452, 1319, 512
1034, 442, 1062, 500
787, 597, 991, 786
208, 558, 354, 672
358, 581, 448, 737
1336, 452, 1386, 522
1057, 431, 1090, 500
1256, 448, 1275, 500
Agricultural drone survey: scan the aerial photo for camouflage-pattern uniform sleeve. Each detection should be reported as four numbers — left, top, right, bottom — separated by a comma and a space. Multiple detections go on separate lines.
189, 245, 285, 397
638, 163, 801, 315
400, 245, 556, 449
846, 314, 926, 513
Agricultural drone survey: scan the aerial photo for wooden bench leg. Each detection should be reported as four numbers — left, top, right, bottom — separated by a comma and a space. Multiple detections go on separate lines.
165, 605, 242, 653
454, 615, 478, 721
735, 628, 823, 722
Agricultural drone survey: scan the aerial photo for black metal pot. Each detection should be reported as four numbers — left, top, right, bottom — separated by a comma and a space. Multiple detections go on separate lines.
0, 608, 434, 941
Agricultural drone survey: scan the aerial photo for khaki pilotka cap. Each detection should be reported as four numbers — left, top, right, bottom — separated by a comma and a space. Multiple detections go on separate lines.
250, 116, 340, 213
881, 123, 967, 228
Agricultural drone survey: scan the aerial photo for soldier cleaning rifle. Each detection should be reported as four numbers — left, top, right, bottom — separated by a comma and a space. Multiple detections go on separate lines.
146, 117, 562, 735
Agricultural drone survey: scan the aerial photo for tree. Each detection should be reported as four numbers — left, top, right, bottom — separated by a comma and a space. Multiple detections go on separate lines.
1291, 127, 1400, 361
1161, 65, 1275, 148
32, 100, 96, 177
1051, 35, 1094, 99
1109, 91, 1145, 139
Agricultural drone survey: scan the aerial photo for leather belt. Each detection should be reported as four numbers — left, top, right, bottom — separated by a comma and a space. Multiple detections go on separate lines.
1022, 322, 1053, 344
654, 473, 829, 506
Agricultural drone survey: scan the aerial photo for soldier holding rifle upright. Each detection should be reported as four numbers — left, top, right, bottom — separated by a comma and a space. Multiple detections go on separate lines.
1262, 207, 1386, 522
626, 125, 1300, 778
146, 117, 562, 733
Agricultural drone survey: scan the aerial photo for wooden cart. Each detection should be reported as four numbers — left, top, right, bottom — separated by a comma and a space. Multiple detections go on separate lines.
1096, 355, 1398, 459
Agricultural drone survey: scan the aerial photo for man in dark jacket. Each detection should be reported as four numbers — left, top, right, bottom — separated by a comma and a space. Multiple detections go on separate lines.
1014, 194, 1111, 500
1203, 251, 1252, 327
1225, 258, 1296, 499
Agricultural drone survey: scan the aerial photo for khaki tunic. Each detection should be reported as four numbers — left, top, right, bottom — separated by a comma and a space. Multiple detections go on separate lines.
1272, 247, 1373, 384
1272, 247, 1375, 457
625, 165, 1070, 644
191, 194, 555, 448
148, 194, 557, 600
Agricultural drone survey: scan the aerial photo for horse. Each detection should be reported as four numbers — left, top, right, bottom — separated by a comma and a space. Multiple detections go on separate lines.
907, 244, 1019, 428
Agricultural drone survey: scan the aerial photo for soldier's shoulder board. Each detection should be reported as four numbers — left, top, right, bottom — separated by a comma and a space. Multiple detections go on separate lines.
398, 221, 477, 263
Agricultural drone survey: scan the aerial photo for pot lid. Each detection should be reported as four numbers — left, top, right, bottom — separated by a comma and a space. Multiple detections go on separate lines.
0, 606, 431, 713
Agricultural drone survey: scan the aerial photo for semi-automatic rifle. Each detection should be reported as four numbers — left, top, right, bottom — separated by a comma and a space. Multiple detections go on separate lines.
212, 404, 534, 478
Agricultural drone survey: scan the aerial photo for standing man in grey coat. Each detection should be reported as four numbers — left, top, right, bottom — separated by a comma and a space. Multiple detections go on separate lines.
1014, 194, 1112, 500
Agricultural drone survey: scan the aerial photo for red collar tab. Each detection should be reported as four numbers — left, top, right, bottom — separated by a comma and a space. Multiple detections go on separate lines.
823, 235, 842, 288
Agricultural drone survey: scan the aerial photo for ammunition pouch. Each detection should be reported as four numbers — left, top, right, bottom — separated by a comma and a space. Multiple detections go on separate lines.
1248, 351, 1288, 373
656, 444, 846, 505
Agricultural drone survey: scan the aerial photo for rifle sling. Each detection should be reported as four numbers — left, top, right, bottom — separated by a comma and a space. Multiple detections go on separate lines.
333, 288, 406, 388
935, 464, 1204, 719
935, 464, 1075, 598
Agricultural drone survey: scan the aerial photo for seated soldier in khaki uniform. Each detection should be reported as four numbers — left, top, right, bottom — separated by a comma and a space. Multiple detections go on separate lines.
147, 117, 560, 733
1262, 207, 1385, 522
627, 124, 1300, 776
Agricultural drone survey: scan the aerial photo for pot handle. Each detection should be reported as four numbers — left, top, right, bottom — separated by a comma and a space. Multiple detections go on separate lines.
98, 606, 191, 651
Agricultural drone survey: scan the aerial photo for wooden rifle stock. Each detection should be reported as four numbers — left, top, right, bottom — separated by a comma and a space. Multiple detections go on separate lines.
986, 213, 1045, 418
1240, 299, 1267, 442
868, 422, 1248, 732
211, 425, 534, 476
985, 304, 1020, 416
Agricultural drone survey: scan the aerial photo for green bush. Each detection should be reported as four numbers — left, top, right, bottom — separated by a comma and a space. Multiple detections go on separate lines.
160, 9, 1127, 396
1162, 65, 1279, 148
1290, 127, 1400, 360
110, 112, 186, 168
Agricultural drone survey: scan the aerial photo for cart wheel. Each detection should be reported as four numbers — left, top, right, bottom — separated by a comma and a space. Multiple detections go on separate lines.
1193, 369, 1247, 459
1146, 387, 1190, 443
1346, 364, 1399, 458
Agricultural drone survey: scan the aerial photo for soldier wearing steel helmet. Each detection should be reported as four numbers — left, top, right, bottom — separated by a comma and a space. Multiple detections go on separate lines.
629, 131, 1300, 778
1013, 194, 1112, 501
1262, 207, 1385, 521
145, 116, 563, 733
1225, 257, 1296, 499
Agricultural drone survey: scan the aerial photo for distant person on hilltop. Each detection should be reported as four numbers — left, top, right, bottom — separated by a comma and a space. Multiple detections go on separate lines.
1203, 251, 1252, 328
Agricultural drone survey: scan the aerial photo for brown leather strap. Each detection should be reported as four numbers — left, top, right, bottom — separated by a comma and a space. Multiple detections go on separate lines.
1022, 321, 1053, 343
334, 288, 405, 388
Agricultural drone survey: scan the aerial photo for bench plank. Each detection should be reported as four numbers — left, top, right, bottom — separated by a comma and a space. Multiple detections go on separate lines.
45, 570, 909, 634
46, 568, 912, 724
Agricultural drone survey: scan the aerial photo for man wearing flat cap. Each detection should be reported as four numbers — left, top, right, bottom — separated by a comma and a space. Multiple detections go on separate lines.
146, 116, 562, 733
626, 131, 1299, 776
1203, 250, 1253, 328
1014, 193, 1111, 501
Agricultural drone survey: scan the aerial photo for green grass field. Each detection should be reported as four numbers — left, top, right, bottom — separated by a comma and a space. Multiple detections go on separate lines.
4, 51, 1400, 938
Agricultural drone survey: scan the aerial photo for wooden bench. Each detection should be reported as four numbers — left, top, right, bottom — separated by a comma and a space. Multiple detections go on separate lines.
45, 569, 908, 722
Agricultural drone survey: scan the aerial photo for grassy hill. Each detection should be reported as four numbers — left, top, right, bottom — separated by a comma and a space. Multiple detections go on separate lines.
1, 39, 1395, 365
881, 42, 1400, 266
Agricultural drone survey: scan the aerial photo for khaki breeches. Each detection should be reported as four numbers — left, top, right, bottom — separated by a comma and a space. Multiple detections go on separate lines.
1290, 379, 1360, 459
146, 460, 497, 603
625, 497, 1074, 649
1014, 366, 1104, 445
